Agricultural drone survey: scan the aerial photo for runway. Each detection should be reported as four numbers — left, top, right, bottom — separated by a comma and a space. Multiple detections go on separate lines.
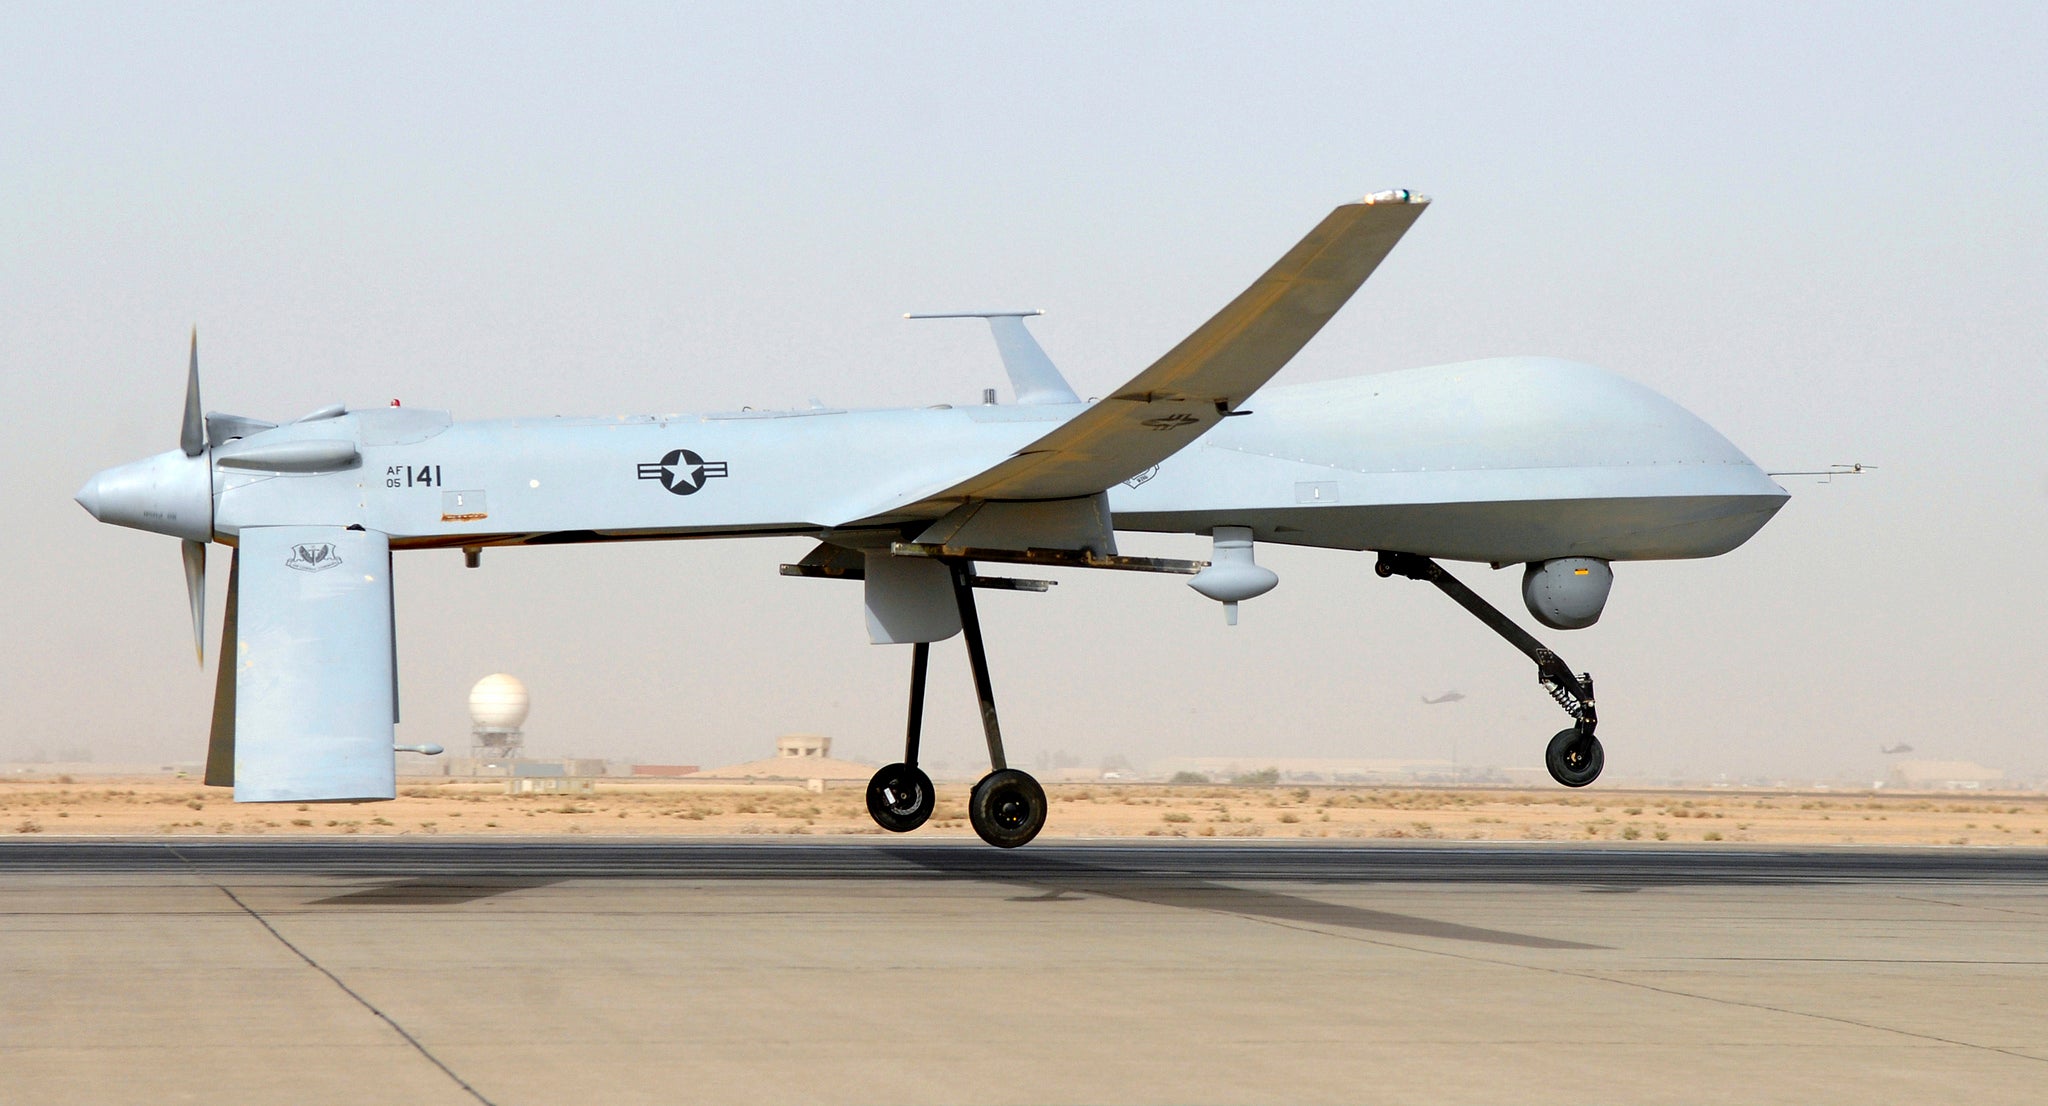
6, 839, 2047, 1104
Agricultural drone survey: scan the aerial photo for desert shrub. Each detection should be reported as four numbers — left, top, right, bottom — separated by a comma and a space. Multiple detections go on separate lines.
1168, 771, 1209, 785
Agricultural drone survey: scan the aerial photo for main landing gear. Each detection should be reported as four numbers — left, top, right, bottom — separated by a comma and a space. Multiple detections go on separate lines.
1375, 551, 1605, 788
864, 560, 1048, 847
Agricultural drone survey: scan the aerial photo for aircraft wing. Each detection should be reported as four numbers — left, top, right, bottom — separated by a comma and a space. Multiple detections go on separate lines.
872, 192, 1428, 518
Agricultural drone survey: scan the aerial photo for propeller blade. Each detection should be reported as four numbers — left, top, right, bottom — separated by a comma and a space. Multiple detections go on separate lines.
181, 328, 205, 456
205, 549, 239, 788
182, 539, 207, 665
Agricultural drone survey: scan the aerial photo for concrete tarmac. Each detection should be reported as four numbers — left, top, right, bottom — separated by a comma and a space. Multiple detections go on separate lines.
4, 839, 2046, 1105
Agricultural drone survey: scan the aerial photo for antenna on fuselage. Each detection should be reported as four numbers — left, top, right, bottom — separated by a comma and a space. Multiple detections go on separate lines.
1766, 462, 1875, 483
904, 310, 1081, 406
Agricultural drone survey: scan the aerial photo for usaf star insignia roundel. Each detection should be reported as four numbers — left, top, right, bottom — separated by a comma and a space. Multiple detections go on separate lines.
636, 449, 730, 495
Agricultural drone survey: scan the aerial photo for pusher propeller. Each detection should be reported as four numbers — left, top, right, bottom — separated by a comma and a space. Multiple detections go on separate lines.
182, 330, 208, 664
181, 329, 205, 458
182, 538, 207, 665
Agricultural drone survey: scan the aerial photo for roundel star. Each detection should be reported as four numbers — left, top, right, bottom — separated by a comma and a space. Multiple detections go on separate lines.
637, 448, 729, 495
659, 449, 707, 494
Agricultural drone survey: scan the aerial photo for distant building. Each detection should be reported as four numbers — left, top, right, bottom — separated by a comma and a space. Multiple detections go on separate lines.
692, 734, 874, 783
777, 734, 831, 760
1887, 760, 2004, 790
630, 765, 700, 777
1153, 756, 1500, 784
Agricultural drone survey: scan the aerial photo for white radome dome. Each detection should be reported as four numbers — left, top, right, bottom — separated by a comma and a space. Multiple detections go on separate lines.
468, 673, 530, 729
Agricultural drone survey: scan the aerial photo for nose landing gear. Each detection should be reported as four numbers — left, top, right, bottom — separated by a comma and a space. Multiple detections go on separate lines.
1376, 551, 1604, 788
1545, 728, 1604, 788
861, 561, 1049, 847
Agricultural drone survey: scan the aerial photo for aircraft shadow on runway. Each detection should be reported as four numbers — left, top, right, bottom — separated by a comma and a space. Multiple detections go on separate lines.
885, 848, 1603, 950
308, 876, 565, 906
290, 850, 1594, 949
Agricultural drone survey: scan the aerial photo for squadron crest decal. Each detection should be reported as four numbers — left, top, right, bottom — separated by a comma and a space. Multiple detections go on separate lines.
285, 543, 342, 572
637, 449, 730, 495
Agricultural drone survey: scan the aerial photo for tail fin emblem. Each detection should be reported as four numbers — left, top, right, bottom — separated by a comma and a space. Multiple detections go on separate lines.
286, 543, 342, 572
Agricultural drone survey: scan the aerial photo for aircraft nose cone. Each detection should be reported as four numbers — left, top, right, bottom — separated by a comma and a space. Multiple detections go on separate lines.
72, 451, 212, 540
74, 474, 102, 520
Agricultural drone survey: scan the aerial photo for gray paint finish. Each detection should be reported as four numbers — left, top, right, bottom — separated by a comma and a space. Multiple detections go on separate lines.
197, 355, 1782, 565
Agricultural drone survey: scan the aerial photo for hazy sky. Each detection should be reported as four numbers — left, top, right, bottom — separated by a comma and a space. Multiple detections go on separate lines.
4, 2, 2043, 781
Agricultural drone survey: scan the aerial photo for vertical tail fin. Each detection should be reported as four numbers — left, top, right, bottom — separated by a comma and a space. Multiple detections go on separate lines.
226, 527, 396, 802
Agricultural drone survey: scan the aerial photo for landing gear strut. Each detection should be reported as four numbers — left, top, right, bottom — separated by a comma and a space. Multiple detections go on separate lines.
862, 560, 1048, 847
864, 641, 936, 833
1375, 551, 1604, 787
949, 560, 1047, 847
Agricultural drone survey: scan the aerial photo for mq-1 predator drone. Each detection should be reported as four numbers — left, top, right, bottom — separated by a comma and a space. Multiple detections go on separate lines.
75, 191, 1788, 848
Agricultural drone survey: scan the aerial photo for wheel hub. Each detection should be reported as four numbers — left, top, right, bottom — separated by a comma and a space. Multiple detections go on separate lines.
968, 769, 1047, 848
865, 763, 935, 833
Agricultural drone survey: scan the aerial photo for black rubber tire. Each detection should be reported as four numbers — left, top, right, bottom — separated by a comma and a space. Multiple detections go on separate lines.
865, 763, 935, 833
1545, 728, 1604, 787
968, 768, 1047, 849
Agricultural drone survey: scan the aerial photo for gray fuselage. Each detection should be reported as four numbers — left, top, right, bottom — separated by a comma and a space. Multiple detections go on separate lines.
205, 356, 1784, 565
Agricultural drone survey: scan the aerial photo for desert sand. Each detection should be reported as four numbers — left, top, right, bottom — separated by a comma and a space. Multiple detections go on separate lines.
3, 776, 2045, 846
